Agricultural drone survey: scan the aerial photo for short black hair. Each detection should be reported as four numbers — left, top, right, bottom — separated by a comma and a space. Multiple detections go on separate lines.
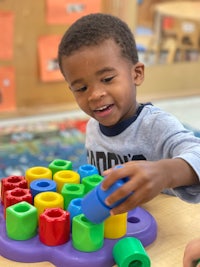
58, 13, 139, 73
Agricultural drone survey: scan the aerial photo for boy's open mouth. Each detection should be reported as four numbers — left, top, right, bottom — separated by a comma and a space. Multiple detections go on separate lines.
94, 104, 113, 113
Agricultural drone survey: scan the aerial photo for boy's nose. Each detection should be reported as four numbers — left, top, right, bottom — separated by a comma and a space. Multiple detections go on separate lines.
89, 88, 106, 101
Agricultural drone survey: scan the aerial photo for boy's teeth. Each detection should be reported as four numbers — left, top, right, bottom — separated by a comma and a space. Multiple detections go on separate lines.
97, 105, 108, 111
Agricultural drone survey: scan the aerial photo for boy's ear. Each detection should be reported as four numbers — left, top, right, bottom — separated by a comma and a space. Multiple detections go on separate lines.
132, 62, 144, 86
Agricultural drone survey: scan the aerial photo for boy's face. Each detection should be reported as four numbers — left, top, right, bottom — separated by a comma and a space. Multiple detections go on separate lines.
61, 39, 144, 126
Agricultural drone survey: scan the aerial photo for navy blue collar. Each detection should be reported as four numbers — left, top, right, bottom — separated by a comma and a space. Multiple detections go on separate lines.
99, 103, 152, 137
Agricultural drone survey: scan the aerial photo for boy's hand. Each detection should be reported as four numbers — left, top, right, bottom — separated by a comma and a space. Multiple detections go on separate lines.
101, 160, 167, 215
101, 158, 199, 215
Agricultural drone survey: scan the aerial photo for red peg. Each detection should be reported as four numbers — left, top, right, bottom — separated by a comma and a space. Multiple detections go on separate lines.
39, 208, 70, 246
1, 176, 28, 204
4, 188, 32, 218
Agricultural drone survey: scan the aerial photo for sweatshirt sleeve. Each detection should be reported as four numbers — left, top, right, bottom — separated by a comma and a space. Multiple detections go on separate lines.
171, 185, 200, 203
149, 110, 200, 179
147, 108, 200, 203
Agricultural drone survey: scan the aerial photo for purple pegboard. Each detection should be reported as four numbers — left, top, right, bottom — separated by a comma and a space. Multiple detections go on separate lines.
0, 204, 157, 267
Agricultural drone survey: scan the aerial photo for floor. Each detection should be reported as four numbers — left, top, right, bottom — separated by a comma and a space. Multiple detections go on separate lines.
0, 96, 200, 130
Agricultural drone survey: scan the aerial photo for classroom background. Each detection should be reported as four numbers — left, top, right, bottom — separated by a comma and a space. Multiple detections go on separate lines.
0, 0, 199, 119
0, 1, 200, 267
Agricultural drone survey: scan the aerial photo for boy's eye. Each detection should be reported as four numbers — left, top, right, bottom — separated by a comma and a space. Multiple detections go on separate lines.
74, 86, 87, 92
102, 76, 114, 83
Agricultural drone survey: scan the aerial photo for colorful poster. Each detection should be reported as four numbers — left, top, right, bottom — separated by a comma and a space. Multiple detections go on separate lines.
0, 67, 16, 112
46, 0, 101, 24
0, 11, 14, 60
38, 35, 64, 82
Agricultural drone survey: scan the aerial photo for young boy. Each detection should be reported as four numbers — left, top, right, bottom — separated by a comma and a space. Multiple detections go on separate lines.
58, 13, 200, 216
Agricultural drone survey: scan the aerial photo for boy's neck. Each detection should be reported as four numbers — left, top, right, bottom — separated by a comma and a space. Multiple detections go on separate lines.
99, 103, 151, 137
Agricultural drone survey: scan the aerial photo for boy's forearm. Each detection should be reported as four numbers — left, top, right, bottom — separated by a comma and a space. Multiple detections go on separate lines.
158, 158, 199, 189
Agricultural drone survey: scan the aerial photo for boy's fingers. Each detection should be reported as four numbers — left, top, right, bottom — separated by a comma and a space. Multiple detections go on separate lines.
105, 181, 134, 205
101, 173, 116, 190
102, 168, 112, 176
110, 193, 138, 215
101, 167, 130, 190
105, 176, 143, 212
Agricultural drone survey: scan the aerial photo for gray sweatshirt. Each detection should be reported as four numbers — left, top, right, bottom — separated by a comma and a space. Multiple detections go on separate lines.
86, 104, 200, 203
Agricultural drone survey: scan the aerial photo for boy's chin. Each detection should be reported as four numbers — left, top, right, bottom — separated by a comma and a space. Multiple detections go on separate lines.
99, 121, 117, 127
